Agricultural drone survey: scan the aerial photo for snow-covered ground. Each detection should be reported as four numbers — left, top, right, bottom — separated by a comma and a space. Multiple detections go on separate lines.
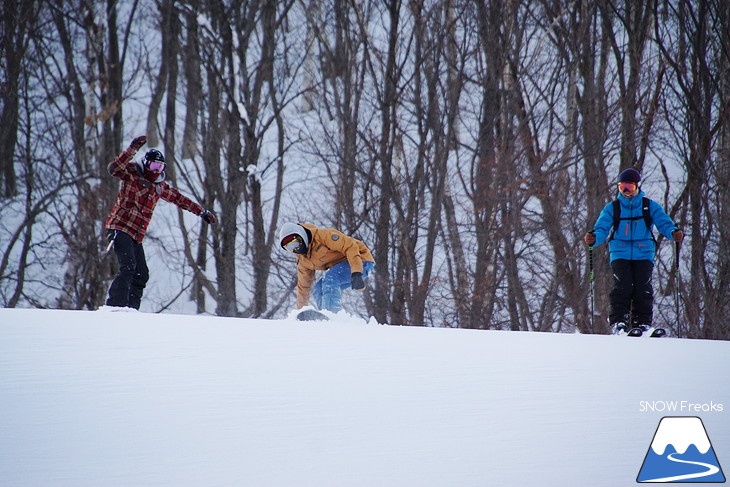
1, 307, 728, 487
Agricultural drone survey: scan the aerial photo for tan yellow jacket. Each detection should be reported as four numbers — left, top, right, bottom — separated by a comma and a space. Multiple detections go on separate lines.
295, 223, 375, 308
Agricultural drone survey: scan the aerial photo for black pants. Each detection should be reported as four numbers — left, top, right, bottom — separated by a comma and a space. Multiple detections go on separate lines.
106, 230, 149, 309
609, 259, 654, 326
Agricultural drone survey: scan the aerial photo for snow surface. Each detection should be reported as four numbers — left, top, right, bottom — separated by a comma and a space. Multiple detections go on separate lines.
1, 307, 729, 487
650, 417, 711, 455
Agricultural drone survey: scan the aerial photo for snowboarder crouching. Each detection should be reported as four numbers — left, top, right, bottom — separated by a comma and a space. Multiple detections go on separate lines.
104, 136, 217, 310
278, 222, 375, 313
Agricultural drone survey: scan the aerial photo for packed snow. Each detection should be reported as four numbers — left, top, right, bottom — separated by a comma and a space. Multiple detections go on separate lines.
651, 417, 712, 455
1, 307, 728, 487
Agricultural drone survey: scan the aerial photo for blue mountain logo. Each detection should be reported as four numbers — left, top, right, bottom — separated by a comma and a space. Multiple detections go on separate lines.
637, 416, 725, 483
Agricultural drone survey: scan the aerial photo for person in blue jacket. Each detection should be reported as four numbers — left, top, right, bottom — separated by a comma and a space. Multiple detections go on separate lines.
584, 168, 684, 334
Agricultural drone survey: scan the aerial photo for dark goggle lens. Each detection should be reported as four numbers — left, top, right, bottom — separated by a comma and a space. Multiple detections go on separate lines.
282, 234, 303, 252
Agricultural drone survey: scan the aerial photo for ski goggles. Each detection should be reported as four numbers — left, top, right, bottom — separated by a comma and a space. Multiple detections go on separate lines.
618, 182, 638, 193
146, 160, 165, 172
281, 234, 304, 253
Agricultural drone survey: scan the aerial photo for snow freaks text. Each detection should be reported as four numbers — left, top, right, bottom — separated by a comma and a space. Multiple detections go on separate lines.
639, 401, 724, 413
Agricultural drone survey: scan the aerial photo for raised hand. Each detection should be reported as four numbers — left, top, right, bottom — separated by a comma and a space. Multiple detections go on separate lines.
130, 136, 147, 150
201, 209, 217, 224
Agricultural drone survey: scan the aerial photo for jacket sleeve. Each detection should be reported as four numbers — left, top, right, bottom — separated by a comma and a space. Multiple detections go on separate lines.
107, 146, 139, 181
592, 202, 614, 246
649, 200, 678, 238
296, 263, 316, 308
159, 184, 203, 215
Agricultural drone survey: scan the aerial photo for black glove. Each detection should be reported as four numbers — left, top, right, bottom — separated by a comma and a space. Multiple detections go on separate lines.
672, 229, 684, 243
130, 136, 147, 150
351, 272, 365, 291
201, 209, 217, 224
584, 231, 596, 246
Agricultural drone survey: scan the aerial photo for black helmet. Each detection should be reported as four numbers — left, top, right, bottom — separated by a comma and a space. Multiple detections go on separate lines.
144, 149, 165, 163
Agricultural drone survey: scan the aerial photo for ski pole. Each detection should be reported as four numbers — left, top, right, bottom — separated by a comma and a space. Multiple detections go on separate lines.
589, 244, 595, 334
675, 241, 681, 337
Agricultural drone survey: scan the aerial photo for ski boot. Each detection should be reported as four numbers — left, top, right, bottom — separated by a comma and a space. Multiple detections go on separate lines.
611, 322, 628, 335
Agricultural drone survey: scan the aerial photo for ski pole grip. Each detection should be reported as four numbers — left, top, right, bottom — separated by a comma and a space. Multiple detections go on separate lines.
584, 230, 596, 247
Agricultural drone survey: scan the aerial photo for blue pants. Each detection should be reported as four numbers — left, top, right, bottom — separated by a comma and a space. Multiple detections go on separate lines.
312, 261, 374, 312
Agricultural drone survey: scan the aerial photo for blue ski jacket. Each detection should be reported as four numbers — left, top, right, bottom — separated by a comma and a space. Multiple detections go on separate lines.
591, 190, 678, 263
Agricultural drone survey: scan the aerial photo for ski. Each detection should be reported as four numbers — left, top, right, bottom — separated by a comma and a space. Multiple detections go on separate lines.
649, 328, 666, 338
625, 327, 666, 338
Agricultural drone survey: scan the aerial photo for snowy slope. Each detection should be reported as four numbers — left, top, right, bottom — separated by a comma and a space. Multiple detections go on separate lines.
1, 308, 728, 487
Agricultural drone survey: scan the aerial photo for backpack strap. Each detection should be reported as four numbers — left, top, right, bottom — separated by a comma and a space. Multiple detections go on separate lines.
608, 197, 655, 243
641, 197, 652, 230
607, 199, 620, 242
642, 196, 657, 244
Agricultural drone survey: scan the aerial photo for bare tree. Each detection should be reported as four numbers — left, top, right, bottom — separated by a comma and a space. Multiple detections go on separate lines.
53, 0, 132, 310
714, 0, 730, 339
0, 1, 41, 198
175, 0, 296, 317
2, 0, 730, 341
655, 0, 730, 338
405, 2, 464, 325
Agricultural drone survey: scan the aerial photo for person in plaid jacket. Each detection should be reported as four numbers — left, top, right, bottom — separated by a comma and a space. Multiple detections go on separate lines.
104, 136, 217, 309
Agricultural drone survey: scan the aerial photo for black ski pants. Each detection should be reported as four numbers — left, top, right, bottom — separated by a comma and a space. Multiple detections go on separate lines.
609, 259, 654, 327
106, 230, 149, 309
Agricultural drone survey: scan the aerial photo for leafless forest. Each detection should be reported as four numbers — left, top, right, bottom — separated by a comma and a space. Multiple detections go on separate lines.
2, 0, 729, 338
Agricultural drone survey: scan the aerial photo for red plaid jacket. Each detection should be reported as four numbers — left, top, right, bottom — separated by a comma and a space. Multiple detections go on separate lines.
105, 145, 203, 243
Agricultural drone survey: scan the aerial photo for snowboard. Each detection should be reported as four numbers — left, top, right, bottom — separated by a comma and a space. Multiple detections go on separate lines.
97, 305, 139, 313
296, 309, 330, 321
